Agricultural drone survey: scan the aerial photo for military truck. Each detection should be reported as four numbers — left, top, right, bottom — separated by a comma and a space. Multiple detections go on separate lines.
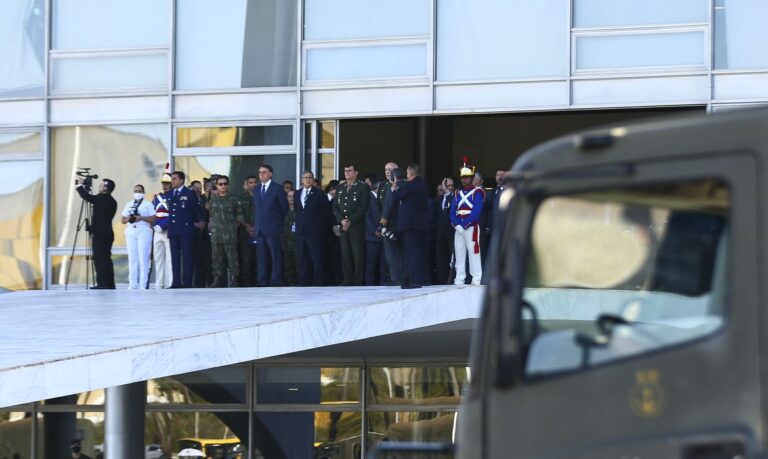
375, 107, 767, 458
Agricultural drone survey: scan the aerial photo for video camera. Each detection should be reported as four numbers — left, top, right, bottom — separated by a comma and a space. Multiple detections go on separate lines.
75, 167, 99, 191
380, 225, 397, 241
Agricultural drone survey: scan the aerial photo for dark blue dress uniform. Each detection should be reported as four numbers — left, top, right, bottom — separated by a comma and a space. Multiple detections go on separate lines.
165, 186, 202, 288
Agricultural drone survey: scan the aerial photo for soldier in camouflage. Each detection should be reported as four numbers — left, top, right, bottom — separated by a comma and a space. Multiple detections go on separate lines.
333, 163, 370, 286
206, 175, 243, 287
281, 190, 298, 286
238, 175, 257, 286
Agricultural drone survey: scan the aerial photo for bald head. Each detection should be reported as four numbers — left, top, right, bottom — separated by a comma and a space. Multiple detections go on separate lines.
384, 162, 399, 182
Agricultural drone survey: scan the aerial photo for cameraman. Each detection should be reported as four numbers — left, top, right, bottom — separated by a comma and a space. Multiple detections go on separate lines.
121, 184, 156, 289
75, 178, 117, 289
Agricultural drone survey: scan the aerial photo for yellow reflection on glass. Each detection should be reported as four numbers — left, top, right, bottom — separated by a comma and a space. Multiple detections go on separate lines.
319, 153, 335, 188
0, 131, 41, 154
50, 254, 128, 287
0, 160, 43, 290
320, 121, 335, 149
177, 125, 293, 148
51, 125, 169, 248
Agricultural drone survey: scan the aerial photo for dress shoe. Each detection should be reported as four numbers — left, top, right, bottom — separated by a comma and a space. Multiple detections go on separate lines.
400, 283, 422, 290
89, 285, 112, 290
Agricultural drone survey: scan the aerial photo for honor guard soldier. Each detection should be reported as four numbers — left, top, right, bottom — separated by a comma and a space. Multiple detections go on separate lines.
152, 165, 174, 288
121, 184, 156, 289
333, 163, 370, 286
207, 175, 243, 287
450, 156, 485, 285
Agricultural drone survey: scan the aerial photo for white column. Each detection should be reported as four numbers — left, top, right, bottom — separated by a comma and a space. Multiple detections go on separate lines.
105, 382, 146, 458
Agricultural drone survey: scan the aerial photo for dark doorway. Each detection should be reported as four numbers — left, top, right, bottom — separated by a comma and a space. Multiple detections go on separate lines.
339, 107, 704, 190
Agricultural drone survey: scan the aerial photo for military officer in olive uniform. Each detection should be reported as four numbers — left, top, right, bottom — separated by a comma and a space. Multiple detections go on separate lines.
206, 175, 243, 287
333, 163, 370, 286
238, 175, 258, 286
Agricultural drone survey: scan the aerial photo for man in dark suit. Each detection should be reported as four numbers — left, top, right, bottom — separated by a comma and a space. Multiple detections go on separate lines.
393, 164, 430, 289
166, 171, 202, 288
252, 164, 288, 286
485, 168, 506, 251
434, 177, 456, 284
294, 171, 329, 286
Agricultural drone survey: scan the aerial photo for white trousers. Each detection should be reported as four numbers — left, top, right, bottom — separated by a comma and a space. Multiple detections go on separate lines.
454, 225, 482, 285
126, 229, 153, 289
153, 230, 173, 289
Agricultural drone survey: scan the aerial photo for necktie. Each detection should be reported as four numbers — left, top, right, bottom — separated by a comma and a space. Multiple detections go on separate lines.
442, 195, 448, 210
262, 184, 267, 194
303, 189, 309, 207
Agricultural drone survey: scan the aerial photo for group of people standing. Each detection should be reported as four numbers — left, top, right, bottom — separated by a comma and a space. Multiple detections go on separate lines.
79, 157, 506, 290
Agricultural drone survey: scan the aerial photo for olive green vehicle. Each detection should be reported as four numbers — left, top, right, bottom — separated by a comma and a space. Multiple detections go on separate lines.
374, 107, 768, 458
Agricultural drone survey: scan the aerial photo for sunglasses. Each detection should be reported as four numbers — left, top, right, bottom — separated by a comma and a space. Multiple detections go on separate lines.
217, 182, 229, 186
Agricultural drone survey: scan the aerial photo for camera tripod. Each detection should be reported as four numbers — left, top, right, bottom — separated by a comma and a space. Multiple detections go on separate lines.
64, 188, 95, 290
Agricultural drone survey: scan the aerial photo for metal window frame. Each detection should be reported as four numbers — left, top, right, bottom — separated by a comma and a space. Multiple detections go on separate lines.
173, 120, 298, 155
302, 36, 432, 86
571, 25, 710, 76
48, 48, 170, 96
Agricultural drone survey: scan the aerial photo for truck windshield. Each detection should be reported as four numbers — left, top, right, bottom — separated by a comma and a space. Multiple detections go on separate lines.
521, 179, 729, 378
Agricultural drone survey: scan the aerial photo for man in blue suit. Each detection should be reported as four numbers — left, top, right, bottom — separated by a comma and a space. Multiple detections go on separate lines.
392, 164, 431, 289
166, 171, 202, 288
252, 164, 288, 286
294, 171, 329, 286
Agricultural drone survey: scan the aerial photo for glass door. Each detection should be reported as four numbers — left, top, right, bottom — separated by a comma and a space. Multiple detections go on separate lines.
303, 120, 338, 189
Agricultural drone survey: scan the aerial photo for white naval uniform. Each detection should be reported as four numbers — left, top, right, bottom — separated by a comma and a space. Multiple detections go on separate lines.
122, 199, 156, 289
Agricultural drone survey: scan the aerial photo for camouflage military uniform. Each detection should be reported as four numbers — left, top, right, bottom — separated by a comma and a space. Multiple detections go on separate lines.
237, 191, 256, 286
333, 180, 370, 285
281, 208, 298, 286
207, 193, 243, 285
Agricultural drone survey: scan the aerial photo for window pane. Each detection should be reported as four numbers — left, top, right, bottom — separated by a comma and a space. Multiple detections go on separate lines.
148, 366, 248, 404
0, 159, 43, 290
255, 367, 360, 404
0, 131, 41, 154
368, 411, 456, 445
304, 0, 429, 40
715, 0, 768, 69
523, 180, 728, 377
146, 412, 247, 459
437, 0, 567, 80
576, 32, 705, 70
52, 53, 167, 92
176, 0, 297, 90
177, 126, 293, 148
50, 125, 170, 248
318, 153, 336, 189
319, 121, 335, 150
574, 0, 707, 28
254, 412, 361, 459
50, 254, 128, 287
52, 0, 169, 49
173, 155, 297, 192
369, 367, 469, 405
0, 0, 45, 98
306, 44, 427, 81
0, 411, 33, 458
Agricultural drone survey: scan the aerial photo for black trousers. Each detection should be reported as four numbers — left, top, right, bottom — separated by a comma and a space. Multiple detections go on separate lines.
365, 241, 385, 286
297, 235, 326, 286
92, 234, 115, 288
434, 233, 454, 285
402, 229, 427, 285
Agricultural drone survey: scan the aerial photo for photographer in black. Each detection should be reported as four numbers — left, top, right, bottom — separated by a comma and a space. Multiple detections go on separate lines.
75, 175, 118, 289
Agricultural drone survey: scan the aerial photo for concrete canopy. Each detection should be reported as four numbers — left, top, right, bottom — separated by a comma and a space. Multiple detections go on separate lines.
0, 285, 482, 407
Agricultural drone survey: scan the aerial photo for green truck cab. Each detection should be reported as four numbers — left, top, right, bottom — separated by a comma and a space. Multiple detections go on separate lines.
458, 107, 768, 458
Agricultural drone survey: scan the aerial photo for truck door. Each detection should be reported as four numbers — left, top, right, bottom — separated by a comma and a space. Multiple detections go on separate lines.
472, 153, 761, 458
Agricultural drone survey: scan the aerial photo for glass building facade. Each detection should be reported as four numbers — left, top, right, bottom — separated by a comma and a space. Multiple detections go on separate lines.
0, 362, 468, 458
1, 0, 767, 291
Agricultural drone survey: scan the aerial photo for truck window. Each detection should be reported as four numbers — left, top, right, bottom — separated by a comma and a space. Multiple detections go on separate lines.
521, 179, 729, 378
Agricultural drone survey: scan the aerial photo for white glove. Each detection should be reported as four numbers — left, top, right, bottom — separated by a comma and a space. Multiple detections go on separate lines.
153, 225, 163, 233
454, 225, 465, 234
